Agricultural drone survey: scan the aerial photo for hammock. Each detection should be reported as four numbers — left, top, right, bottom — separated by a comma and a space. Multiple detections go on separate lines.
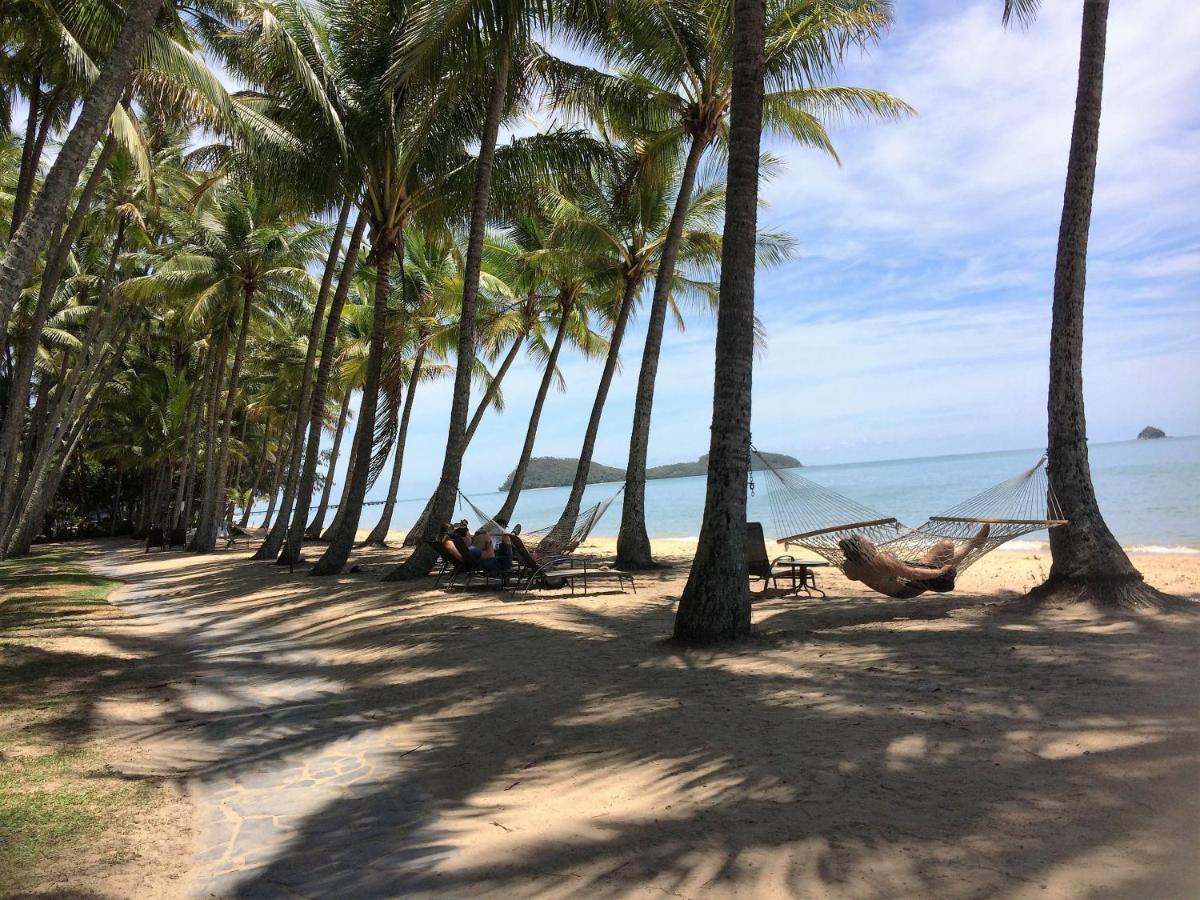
751, 449, 1067, 575
456, 487, 623, 556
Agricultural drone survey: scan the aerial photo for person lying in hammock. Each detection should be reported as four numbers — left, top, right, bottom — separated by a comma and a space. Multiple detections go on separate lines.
838, 524, 990, 599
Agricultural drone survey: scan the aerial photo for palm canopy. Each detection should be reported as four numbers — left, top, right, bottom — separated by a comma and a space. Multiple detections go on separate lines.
542, 0, 911, 164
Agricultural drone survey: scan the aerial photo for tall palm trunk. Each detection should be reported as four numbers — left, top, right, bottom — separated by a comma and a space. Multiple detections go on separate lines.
260, 433, 289, 531
240, 415, 273, 528
170, 350, 207, 530
306, 392, 350, 538
464, 333, 523, 444
389, 36, 512, 578
496, 300, 572, 523
673, 0, 766, 643
365, 342, 425, 545
549, 279, 637, 540
194, 284, 254, 552
253, 198, 355, 559
279, 207, 364, 564
311, 229, 394, 575
1027, 0, 1160, 607
617, 135, 707, 569
320, 413, 360, 540
0, 0, 163, 341
189, 326, 229, 549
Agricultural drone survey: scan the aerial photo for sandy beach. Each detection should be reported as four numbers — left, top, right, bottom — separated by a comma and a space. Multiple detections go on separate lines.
7, 537, 1194, 897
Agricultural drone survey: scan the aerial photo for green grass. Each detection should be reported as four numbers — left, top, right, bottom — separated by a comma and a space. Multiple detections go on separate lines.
0, 546, 154, 893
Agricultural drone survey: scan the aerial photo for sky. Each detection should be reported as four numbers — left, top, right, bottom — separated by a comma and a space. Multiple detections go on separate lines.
380, 0, 1200, 501
14, 1, 1199, 505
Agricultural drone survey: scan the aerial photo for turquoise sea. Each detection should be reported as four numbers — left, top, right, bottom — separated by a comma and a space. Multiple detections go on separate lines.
377, 436, 1200, 551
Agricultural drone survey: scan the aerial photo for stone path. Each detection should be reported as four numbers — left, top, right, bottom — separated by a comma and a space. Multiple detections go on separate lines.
96, 553, 452, 898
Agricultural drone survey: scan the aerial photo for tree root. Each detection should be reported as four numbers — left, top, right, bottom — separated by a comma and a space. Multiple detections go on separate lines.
1006, 574, 1193, 613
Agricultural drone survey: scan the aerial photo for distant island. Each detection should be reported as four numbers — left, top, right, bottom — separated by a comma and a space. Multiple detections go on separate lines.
499, 452, 802, 491
1137, 426, 1167, 440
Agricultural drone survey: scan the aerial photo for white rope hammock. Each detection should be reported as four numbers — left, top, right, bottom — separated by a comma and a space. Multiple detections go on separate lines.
456, 487, 623, 555
752, 449, 1067, 574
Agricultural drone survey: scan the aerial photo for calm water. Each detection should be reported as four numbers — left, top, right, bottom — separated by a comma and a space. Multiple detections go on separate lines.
377, 437, 1200, 550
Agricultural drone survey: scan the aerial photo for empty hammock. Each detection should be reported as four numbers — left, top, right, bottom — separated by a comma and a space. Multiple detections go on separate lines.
751, 449, 1067, 576
456, 487, 623, 555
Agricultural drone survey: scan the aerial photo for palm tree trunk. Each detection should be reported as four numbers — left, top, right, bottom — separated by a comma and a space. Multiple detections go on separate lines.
388, 36, 512, 579
311, 231, 394, 575
10, 73, 43, 237
496, 300, 572, 523
240, 415, 273, 528
278, 205, 363, 564
320, 413, 359, 540
194, 285, 254, 552
0, 0, 163, 341
111, 468, 123, 536
549, 279, 637, 541
256, 202, 361, 560
306, 392, 350, 538
172, 350, 209, 530
617, 135, 707, 570
673, 0, 766, 643
190, 326, 229, 549
463, 334, 523, 444
365, 342, 425, 545
260, 432, 289, 531
1026, 0, 1159, 607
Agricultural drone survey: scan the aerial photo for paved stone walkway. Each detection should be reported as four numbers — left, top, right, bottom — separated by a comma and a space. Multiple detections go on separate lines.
97, 553, 452, 898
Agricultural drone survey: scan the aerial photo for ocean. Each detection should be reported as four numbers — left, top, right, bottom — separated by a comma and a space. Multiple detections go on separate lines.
376, 436, 1200, 552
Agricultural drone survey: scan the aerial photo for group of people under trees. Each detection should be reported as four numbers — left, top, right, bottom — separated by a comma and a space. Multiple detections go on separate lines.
435, 517, 584, 574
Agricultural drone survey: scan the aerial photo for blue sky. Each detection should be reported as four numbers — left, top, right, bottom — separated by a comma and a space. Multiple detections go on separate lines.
386, 0, 1200, 500
15, 1, 1198, 505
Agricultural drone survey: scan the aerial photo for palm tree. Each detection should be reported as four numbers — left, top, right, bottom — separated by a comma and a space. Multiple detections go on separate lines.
1003, 0, 1166, 607
673, 0, 768, 643
546, 0, 909, 569
545, 143, 730, 544
124, 181, 323, 552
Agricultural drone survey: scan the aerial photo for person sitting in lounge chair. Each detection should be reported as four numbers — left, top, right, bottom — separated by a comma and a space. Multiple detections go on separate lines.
838, 524, 990, 599
468, 527, 513, 573
438, 523, 464, 562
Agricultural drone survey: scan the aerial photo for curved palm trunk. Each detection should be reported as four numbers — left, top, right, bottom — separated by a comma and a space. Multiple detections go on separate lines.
306, 391, 350, 538
464, 334, 523, 444
617, 135, 707, 570
188, 327, 228, 549
279, 210, 365, 563
260, 433, 289, 531
239, 415, 273, 528
673, 0, 766, 643
1027, 0, 1158, 607
254, 198, 356, 560
365, 342, 425, 545
194, 285, 254, 553
496, 301, 572, 523
0, 0, 163, 341
550, 281, 637, 541
320, 415, 359, 540
388, 37, 512, 579
311, 231, 394, 575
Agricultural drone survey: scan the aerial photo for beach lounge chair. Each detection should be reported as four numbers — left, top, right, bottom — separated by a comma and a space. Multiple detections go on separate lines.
746, 521, 827, 597
509, 534, 635, 598
429, 540, 477, 588
145, 524, 166, 552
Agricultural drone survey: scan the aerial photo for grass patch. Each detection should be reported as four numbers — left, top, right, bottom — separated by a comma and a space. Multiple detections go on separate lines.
0, 545, 157, 893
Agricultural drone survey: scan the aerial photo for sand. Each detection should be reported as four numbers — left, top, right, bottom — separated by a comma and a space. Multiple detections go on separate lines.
46, 538, 1200, 896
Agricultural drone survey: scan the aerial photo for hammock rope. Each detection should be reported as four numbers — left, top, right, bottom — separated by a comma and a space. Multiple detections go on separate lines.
456, 487, 623, 555
750, 449, 1066, 574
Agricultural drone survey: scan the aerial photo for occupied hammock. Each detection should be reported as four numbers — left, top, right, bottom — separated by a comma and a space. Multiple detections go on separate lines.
751, 449, 1067, 578
456, 487, 623, 556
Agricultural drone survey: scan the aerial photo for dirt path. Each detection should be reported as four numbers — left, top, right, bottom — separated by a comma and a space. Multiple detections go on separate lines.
85, 540, 1199, 899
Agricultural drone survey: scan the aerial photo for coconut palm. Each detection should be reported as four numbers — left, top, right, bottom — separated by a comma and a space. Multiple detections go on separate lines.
121, 181, 324, 552
673, 0, 768, 643
1001, 0, 1166, 607
546, 0, 910, 569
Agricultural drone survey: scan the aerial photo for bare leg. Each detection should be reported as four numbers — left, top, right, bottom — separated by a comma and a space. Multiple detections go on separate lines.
948, 524, 991, 566
918, 540, 956, 567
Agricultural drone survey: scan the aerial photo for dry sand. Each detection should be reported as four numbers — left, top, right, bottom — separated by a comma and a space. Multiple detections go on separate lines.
53, 538, 1200, 897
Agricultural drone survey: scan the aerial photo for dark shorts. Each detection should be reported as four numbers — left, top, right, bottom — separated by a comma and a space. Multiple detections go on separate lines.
903, 561, 957, 593
472, 543, 513, 573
